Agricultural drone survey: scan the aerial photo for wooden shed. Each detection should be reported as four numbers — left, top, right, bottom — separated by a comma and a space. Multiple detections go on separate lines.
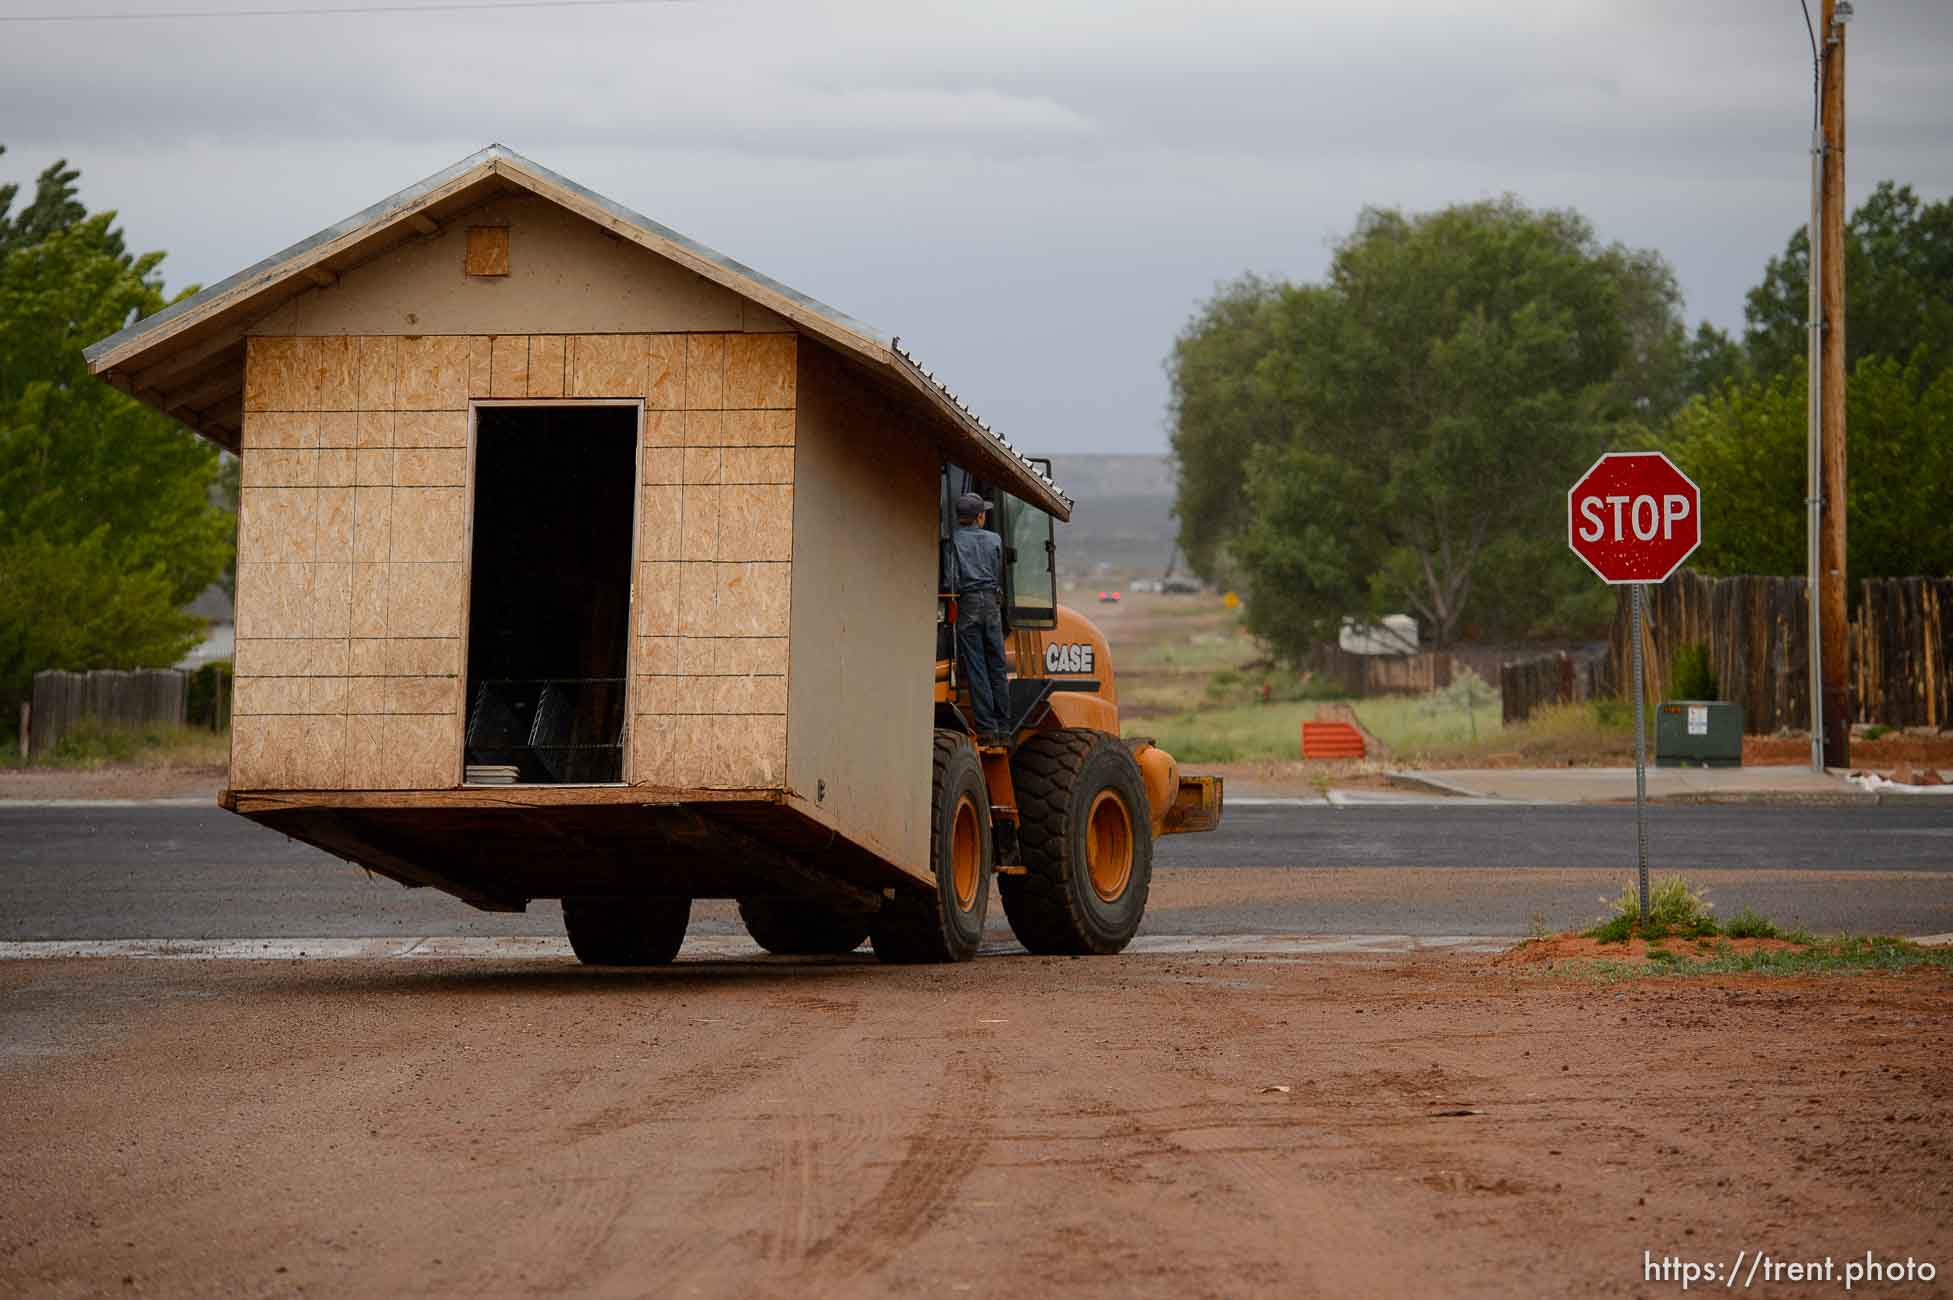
86, 145, 1073, 914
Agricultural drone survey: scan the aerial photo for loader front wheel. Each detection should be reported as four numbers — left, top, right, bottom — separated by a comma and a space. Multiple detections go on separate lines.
1000, 728, 1152, 955
870, 730, 991, 963
562, 895, 690, 966
737, 897, 871, 955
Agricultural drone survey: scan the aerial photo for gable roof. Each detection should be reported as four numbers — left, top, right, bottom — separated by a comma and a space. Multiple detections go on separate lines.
85, 144, 1070, 518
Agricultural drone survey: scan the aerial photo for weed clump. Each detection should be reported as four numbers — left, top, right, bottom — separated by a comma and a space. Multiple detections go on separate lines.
1586, 874, 1719, 942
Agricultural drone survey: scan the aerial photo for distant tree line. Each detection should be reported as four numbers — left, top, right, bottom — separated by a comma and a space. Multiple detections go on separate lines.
0, 145, 233, 711
1169, 183, 1953, 659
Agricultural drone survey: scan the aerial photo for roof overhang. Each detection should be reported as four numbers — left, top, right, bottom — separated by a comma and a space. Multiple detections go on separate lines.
84, 144, 1070, 519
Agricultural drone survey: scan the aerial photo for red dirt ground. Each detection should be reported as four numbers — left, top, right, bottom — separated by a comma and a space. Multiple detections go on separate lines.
3, 951, 1948, 1297
1495, 934, 1814, 966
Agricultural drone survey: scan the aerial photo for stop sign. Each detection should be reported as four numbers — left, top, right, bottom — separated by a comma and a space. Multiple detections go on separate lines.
1566, 451, 1701, 584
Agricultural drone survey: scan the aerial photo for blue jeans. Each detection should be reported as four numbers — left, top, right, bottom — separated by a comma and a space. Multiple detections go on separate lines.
956, 589, 1011, 734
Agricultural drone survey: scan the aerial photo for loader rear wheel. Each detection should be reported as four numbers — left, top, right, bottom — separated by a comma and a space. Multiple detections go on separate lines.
870, 730, 991, 963
1000, 728, 1152, 955
562, 895, 690, 966
737, 897, 871, 955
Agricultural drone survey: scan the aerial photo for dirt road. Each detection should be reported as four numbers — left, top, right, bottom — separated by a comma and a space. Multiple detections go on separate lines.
4, 952, 1948, 1298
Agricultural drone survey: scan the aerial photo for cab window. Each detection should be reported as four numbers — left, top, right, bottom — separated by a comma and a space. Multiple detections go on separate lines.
1001, 458, 1057, 630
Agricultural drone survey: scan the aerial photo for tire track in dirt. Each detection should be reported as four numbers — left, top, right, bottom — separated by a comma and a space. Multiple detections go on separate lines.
454, 988, 867, 1296
788, 1051, 998, 1288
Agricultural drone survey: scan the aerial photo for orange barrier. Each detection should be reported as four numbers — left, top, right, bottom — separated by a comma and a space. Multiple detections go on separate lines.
1300, 721, 1366, 760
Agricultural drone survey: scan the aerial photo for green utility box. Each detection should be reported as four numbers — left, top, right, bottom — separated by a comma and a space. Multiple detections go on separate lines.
1655, 700, 1744, 767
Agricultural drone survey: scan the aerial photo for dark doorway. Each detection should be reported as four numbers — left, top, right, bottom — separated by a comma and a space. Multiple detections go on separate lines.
464, 404, 637, 784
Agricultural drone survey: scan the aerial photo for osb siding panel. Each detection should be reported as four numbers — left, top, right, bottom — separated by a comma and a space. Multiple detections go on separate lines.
236, 336, 471, 791
783, 342, 935, 872
237, 331, 798, 794
632, 333, 797, 791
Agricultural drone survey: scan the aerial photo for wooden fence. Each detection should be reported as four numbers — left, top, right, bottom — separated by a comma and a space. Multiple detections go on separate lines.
1307, 645, 1510, 698
28, 669, 187, 758
1309, 645, 1449, 697
1500, 651, 1613, 726
1607, 572, 1952, 733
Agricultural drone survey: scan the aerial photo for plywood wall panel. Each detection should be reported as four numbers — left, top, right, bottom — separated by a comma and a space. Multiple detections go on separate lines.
568, 334, 645, 397
318, 337, 359, 410
244, 337, 320, 412
318, 449, 355, 488
489, 335, 528, 398
644, 410, 684, 449
467, 336, 493, 399
356, 411, 394, 448
242, 411, 320, 450
722, 447, 793, 483
351, 488, 391, 564
639, 486, 682, 562
356, 336, 398, 410
394, 411, 466, 448
644, 334, 685, 409
721, 410, 795, 447
317, 488, 355, 562
720, 484, 792, 562
685, 334, 726, 410
528, 335, 565, 397
239, 489, 318, 565
724, 334, 796, 409
234, 638, 350, 678
680, 486, 720, 562
350, 564, 388, 638
312, 563, 353, 639
241, 328, 805, 795
394, 448, 467, 487
385, 563, 464, 638
385, 638, 461, 677
389, 488, 467, 563
397, 336, 470, 410
241, 449, 317, 489
785, 341, 935, 871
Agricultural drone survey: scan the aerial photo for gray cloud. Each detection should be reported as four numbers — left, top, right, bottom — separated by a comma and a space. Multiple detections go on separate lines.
3, 0, 1948, 455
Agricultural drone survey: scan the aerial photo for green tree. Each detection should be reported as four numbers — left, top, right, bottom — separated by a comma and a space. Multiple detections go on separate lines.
1744, 181, 1953, 383
1165, 274, 1313, 581
1192, 198, 1682, 653
0, 146, 230, 706
1662, 357, 1953, 580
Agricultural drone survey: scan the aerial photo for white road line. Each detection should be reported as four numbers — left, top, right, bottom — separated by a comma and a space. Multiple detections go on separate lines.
0, 797, 215, 809
0, 933, 1523, 962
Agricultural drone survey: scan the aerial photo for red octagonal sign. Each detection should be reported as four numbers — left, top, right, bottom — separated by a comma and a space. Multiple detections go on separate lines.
1567, 451, 1702, 585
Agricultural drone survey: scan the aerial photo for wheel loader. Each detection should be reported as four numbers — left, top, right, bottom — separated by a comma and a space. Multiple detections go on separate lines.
730, 458, 1224, 965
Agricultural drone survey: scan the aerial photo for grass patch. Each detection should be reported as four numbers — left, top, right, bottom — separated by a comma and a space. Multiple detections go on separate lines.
1559, 935, 1953, 981
1351, 690, 1493, 755
1585, 874, 1721, 942
1722, 908, 1780, 939
5, 720, 229, 771
1136, 700, 1321, 764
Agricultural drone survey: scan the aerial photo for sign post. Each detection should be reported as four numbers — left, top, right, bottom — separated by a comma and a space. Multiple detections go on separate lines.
1567, 452, 1703, 920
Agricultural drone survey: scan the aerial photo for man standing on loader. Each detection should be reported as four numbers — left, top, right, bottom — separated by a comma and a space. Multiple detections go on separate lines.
951, 491, 1012, 746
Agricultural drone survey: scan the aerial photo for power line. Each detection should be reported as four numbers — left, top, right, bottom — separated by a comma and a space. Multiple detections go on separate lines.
0, 0, 688, 22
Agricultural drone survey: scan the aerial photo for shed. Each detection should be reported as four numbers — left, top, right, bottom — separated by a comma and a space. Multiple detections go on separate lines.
86, 145, 1072, 911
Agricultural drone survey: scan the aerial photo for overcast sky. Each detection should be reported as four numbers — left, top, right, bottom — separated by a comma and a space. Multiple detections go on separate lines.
3, 0, 1949, 455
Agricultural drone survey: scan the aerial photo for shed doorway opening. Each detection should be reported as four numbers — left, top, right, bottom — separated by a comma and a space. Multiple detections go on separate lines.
464, 404, 638, 785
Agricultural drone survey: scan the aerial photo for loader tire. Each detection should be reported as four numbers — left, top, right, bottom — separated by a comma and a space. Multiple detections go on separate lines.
999, 728, 1152, 955
737, 897, 870, 955
870, 730, 991, 963
562, 895, 690, 966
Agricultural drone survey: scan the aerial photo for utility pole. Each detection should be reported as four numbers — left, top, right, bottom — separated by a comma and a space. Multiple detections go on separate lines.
1816, 0, 1851, 769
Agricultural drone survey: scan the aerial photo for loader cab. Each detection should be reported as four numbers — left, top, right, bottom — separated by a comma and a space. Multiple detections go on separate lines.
938, 459, 1059, 639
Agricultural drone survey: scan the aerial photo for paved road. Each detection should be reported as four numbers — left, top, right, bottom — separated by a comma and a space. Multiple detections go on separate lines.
2, 801, 1948, 940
